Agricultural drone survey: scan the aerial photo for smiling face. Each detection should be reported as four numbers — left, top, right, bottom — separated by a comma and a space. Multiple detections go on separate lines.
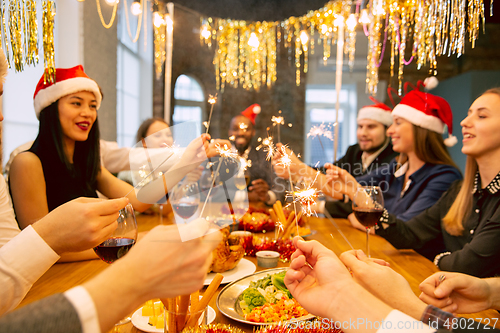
58, 91, 97, 145
461, 92, 500, 160
356, 119, 387, 153
229, 115, 255, 153
144, 120, 173, 148
386, 116, 415, 154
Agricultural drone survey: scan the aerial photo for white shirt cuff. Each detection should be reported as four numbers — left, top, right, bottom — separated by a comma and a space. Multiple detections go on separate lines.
266, 190, 277, 205
377, 310, 435, 333
64, 286, 101, 333
2, 225, 60, 284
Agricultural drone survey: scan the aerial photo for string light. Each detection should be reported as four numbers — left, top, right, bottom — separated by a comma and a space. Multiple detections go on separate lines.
105, 0, 119, 5
248, 32, 260, 49
359, 9, 371, 24
130, 0, 142, 16
346, 14, 357, 31
153, 12, 164, 28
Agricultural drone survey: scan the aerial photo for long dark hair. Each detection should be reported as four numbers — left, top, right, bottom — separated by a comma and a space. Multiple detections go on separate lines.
32, 100, 101, 191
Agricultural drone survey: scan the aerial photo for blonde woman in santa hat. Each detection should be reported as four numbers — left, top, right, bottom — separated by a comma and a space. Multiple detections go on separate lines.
322, 86, 462, 257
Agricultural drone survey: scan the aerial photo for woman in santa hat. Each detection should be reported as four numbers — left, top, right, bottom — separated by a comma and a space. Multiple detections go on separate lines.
329, 87, 500, 278
8, 66, 210, 261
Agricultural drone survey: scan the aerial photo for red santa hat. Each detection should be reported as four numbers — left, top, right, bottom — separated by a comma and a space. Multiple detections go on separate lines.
33, 65, 102, 119
240, 104, 261, 125
392, 90, 457, 147
357, 100, 393, 126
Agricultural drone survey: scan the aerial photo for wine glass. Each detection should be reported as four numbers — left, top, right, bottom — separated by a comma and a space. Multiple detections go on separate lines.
171, 181, 200, 223
233, 169, 248, 191
352, 186, 384, 257
93, 203, 138, 325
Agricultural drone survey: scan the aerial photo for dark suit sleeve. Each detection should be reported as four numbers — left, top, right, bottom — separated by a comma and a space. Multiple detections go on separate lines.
0, 293, 83, 333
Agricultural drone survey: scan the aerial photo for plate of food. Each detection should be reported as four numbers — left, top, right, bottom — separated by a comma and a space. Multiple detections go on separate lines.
216, 268, 314, 325
131, 301, 216, 333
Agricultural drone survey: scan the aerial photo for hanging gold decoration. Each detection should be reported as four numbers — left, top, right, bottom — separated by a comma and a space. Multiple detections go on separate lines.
153, 13, 166, 80
200, 0, 486, 94
96, 0, 118, 29
26, 0, 39, 66
42, 1, 56, 84
8, 0, 23, 72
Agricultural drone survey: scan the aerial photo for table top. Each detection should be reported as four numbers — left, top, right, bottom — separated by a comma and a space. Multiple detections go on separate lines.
17, 212, 500, 332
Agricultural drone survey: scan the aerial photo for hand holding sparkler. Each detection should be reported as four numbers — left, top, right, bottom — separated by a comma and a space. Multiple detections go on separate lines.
324, 163, 359, 200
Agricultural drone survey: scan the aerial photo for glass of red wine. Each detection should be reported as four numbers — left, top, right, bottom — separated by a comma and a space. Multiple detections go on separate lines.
93, 203, 137, 324
352, 186, 384, 257
171, 181, 200, 223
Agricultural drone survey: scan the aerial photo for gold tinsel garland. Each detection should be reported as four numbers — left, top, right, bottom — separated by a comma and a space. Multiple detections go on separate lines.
0, 0, 55, 82
154, 16, 166, 80
200, 0, 487, 94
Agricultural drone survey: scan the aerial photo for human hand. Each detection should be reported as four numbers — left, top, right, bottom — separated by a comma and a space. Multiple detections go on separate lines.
206, 139, 233, 158
347, 213, 375, 234
186, 165, 204, 183
284, 237, 354, 319
32, 197, 129, 255
248, 179, 270, 202
120, 218, 222, 300
419, 272, 494, 314
176, 135, 210, 170
340, 250, 427, 319
324, 163, 359, 199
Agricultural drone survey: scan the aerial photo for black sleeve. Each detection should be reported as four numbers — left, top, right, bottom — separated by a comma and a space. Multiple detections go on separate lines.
0, 293, 83, 333
438, 216, 500, 278
325, 199, 353, 218
375, 183, 459, 251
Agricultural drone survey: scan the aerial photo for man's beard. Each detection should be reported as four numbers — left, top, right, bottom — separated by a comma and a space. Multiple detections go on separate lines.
362, 138, 388, 154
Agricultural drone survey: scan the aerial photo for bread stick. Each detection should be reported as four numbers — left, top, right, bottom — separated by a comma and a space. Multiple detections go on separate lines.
185, 273, 223, 328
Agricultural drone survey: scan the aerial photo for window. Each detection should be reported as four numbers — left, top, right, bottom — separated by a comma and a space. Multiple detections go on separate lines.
116, 5, 153, 147
172, 74, 205, 140
304, 84, 357, 166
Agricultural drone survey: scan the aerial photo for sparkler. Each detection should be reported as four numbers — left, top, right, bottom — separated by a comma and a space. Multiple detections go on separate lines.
271, 111, 285, 142
204, 93, 218, 134
291, 171, 321, 217
200, 143, 239, 222
307, 123, 334, 155
276, 145, 299, 236
256, 136, 276, 161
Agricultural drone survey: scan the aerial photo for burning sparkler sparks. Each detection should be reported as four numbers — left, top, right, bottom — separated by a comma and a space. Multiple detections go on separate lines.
239, 123, 249, 131
256, 136, 276, 161
271, 115, 284, 125
215, 143, 239, 162
276, 145, 292, 168
307, 123, 334, 140
286, 171, 321, 217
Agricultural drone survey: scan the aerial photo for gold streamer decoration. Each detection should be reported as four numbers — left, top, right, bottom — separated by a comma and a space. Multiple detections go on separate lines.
200, 0, 487, 94
42, 1, 56, 84
153, 12, 166, 80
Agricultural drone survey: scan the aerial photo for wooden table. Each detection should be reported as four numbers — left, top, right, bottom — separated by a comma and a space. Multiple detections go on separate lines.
17, 213, 500, 332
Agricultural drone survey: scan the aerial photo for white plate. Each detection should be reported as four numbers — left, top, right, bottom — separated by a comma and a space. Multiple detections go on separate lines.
204, 258, 256, 285
131, 302, 216, 333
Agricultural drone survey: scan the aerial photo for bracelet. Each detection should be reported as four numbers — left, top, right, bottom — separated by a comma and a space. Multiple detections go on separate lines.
433, 252, 451, 267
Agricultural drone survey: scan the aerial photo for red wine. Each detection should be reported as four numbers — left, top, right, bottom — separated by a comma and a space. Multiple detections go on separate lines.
173, 202, 199, 219
353, 208, 383, 228
94, 237, 135, 263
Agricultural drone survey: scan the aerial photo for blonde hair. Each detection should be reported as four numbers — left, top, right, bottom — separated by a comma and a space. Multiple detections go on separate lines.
442, 88, 500, 235
0, 48, 7, 83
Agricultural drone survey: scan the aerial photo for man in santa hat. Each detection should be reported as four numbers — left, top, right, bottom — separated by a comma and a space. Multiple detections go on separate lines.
321, 101, 398, 217
228, 104, 284, 205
